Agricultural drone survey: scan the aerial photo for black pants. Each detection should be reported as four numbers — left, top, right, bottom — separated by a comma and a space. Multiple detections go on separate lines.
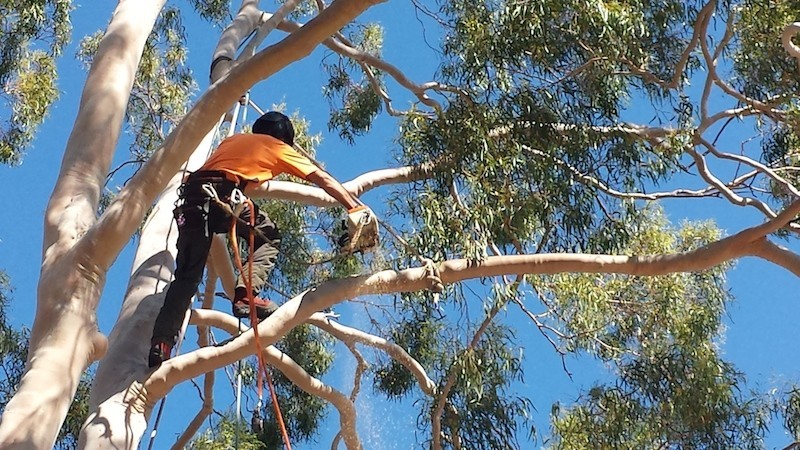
151, 174, 281, 345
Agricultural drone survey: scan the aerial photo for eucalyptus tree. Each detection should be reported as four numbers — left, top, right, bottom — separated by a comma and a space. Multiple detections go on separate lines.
0, 0, 798, 449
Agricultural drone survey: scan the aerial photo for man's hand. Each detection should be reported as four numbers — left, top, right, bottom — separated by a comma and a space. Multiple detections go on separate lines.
341, 205, 379, 254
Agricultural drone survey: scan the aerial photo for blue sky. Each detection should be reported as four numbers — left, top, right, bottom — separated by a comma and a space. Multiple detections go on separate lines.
1, 2, 799, 449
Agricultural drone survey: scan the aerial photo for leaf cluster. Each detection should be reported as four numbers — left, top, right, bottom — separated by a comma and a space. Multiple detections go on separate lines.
435, 324, 533, 450
398, 101, 673, 267
0, 0, 71, 164
323, 23, 385, 144
374, 285, 533, 449
439, 0, 705, 104
732, 0, 800, 102
186, 0, 232, 27
375, 313, 441, 398
541, 211, 769, 448
188, 413, 265, 450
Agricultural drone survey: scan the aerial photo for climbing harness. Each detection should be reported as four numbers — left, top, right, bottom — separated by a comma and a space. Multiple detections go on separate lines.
146, 121, 231, 448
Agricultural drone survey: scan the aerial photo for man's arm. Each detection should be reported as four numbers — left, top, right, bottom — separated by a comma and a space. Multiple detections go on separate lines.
307, 169, 380, 253
306, 170, 361, 211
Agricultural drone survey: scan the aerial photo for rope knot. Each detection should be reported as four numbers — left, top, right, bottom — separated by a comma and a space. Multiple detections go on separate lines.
422, 258, 444, 300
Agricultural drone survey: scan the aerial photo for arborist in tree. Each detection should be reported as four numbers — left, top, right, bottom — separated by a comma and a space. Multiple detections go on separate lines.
149, 111, 378, 367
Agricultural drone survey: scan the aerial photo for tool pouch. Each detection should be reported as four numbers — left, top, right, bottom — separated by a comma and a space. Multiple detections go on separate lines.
341, 206, 379, 254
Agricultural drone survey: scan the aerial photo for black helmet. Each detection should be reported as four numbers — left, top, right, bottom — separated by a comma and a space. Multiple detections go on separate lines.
252, 111, 295, 146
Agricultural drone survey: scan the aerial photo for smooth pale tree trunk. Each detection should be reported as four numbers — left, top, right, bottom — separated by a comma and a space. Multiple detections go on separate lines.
0, 1, 164, 448
79, 130, 218, 449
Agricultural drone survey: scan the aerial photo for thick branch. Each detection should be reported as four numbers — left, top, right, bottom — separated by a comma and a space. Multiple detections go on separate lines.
752, 238, 800, 276
140, 205, 794, 400
172, 270, 218, 449
239, 0, 304, 60
210, 0, 261, 82
250, 164, 433, 205
782, 22, 800, 62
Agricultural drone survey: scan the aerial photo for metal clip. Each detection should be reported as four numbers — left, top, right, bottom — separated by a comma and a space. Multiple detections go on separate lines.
230, 188, 246, 217
201, 183, 219, 200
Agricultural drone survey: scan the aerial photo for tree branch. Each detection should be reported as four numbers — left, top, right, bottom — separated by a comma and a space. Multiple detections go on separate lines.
239, 0, 304, 61
432, 291, 506, 450
189, 310, 363, 449
331, 340, 366, 449
43, 0, 166, 258
172, 270, 218, 449
140, 200, 799, 400
617, 0, 715, 90
698, 8, 783, 121
249, 163, 434, 205
698, 137, 800, 199
752, 238, 800, 276
275, 18, 459, 112
782, 22, 800, 69
308, 315, 436, 395
210, 0, 260, 83
523, 145, 721, 201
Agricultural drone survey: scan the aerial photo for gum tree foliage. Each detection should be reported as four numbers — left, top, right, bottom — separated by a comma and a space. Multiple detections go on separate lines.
323, 23, 384, 143
1, 0, 800, 449
0, 0, 71, 163
377, 0, 800, 448
187, 414, 265, 450
77, 6, 197, 207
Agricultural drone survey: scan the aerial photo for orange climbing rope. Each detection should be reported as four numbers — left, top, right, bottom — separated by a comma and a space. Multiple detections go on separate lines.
229, 198, 292, 450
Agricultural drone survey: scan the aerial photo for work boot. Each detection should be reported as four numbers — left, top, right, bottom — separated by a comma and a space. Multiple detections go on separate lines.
148, 339, 173, 368
232, 287, 278, 320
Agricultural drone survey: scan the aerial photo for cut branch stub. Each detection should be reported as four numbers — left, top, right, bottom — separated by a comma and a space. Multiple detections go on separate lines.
782, 22, 800, 60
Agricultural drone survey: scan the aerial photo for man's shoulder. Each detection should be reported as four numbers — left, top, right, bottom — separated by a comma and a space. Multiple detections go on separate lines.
229, 133, 285, 148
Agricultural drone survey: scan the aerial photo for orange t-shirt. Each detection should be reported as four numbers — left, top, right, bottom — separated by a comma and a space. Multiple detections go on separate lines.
199, 133, 318, 186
